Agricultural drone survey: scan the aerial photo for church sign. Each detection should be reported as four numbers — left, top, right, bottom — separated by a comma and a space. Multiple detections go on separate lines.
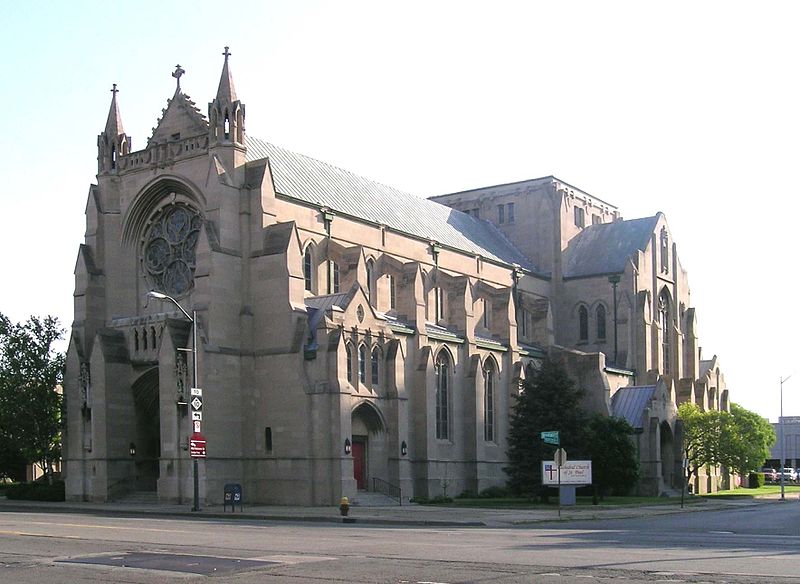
541, 460, 592, 485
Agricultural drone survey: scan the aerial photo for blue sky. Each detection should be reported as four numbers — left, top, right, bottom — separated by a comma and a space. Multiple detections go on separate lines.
1, 0, 797, 420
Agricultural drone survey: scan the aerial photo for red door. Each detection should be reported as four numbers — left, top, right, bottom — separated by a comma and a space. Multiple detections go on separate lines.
352, 439, 366, 490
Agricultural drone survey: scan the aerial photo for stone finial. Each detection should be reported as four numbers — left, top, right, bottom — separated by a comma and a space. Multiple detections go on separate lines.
172, 64, 186, 91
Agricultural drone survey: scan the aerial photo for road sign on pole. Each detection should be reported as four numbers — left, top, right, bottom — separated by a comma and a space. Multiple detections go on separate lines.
190, 432, 207, 458
541, 430, 560, 445
554, 448, 567, 467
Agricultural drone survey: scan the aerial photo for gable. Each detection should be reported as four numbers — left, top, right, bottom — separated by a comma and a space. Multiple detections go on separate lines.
149, 91, 208, 144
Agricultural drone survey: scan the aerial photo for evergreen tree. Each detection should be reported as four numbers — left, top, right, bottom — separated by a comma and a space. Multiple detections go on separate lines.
505, 357, 587, 496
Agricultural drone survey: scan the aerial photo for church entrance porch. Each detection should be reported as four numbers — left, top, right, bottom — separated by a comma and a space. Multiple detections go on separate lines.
350, 402, 389, 493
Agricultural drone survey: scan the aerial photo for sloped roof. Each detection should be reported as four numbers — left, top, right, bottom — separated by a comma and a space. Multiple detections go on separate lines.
611, 385, 656, 431
245, 136, 534, 271
564, 215, 660, 278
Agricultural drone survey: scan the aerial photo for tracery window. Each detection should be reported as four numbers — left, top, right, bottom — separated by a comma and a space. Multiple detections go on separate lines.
659, 291, 671, 375
435, 352, 451, 440
346, 343, 353, 384
371, 347, 380, 386
578, 305, 589, 342
366, 259, 375, 304
303, 247, 314, 292
358, 344, 366, 384
143, 204, 202, 297
596, 304, 607, 341
484, 362, 496, 442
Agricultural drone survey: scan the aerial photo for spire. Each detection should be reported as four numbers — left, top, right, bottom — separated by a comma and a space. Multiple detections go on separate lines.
104, 84, 125, 137
208, 46, 245, 147
216, 46, 237, 102
98, 84, 131, 175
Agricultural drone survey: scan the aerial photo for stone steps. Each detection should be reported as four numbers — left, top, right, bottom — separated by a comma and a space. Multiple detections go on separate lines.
350, 491, 401, 507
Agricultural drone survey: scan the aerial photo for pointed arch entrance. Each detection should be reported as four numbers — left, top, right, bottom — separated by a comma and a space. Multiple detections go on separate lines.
351, 401, 387, 491
132, 368, 160, 491
660, 421, 675, 491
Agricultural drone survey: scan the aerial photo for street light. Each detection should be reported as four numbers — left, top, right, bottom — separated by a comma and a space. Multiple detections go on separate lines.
148, 290, 200, 512
780, 374, 792, 501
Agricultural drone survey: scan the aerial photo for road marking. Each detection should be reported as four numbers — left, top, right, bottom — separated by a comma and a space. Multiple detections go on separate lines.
707, 530, 734, 534
0, 530, 80, 539
13, 520, 194, 534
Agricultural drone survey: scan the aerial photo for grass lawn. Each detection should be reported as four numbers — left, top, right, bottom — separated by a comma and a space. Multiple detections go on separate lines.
417, 495, 702, 509
702, 484, 800, 498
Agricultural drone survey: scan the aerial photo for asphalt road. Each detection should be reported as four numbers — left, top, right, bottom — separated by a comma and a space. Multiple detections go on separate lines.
1, 502, 799, 583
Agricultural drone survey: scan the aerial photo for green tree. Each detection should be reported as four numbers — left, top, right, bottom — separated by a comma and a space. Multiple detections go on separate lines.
719, 403, 776, 479
0, 313, 65, 482
505, 357, 587, 497
586, 414, 640, 499
677, 402, 726, 485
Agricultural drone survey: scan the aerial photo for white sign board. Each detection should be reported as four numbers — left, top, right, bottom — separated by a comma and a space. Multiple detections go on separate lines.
541, 460, 592, 485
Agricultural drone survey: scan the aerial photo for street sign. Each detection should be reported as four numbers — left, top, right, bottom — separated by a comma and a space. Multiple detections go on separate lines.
191, 387, 203, 396
191, 411, 202, 421
190, 432, 207, 458
541, 430, 560, 445
554, 448, 567, 467
193, 420, 202, 432
191, 397, 203, 411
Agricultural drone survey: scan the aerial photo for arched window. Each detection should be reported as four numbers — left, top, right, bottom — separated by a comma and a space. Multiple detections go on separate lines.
435, 352, 450, 440
303, 247, 313, 292
435, 287, 445, 323
659, 291, 671, 375
346, 343, 353, 384
388, 274, 396, 311
142, 327, 148, 350
484, 361, 496, 442
596, 304, 606, 341
331, 261, 341, 294
366, 259, 375, 305
358, 344, 366, 384
371, 347, 380, 386
578, 305, 589, 342
134, 329, 139, 351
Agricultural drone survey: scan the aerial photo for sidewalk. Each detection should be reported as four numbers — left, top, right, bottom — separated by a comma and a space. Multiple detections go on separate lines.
0, 495, 781, 528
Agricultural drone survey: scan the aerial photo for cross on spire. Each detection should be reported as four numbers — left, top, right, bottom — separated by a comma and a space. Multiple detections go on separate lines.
110, 83, 119, 96
222, 46, 231, 62
172, 64, 186, 90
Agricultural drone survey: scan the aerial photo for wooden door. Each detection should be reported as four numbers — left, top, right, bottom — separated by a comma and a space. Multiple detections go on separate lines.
352, 439, 366, 490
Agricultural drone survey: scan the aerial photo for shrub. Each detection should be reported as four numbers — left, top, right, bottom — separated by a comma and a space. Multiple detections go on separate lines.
429, 495, 452, 504
456, 490, 477, 499
748, 472, 765, 489
479, 486, 509, 499
4, 480, 65, 501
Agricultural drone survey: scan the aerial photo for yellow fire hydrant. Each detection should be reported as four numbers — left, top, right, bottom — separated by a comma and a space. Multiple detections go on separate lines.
339, 496, 350, 517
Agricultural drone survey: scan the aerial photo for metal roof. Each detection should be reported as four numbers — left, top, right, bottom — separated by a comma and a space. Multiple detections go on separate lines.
245, 136, 534, 271
611, 385, 656, 431
564, 215, 660, 278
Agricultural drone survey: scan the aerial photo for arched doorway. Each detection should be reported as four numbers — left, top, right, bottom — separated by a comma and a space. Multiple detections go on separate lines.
660, 421, 675, 491
132, 368, 160, 491
351, 402, 387, 491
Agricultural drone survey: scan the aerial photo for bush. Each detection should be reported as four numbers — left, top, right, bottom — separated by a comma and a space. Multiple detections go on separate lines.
748, 472, 765, 489
456, 490, 477, 499
4, 480, 65, 501
479, 486, 509, 499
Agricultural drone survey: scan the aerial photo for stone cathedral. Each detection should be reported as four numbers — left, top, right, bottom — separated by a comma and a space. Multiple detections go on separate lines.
63, 49, 730, 505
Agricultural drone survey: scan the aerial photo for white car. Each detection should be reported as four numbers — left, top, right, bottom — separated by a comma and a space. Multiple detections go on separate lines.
778, 467, 796, 482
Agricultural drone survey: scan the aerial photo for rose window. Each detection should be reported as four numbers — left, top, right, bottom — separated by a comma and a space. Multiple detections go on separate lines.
142, 204, 202, 296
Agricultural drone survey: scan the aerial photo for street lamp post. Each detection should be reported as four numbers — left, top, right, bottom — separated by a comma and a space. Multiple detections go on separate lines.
779, 375, 792, 501
148, 290, 200, 512
607, 274, 621, 366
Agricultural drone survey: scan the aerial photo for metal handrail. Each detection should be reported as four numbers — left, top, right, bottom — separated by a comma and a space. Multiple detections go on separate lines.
372, 477, 401, 505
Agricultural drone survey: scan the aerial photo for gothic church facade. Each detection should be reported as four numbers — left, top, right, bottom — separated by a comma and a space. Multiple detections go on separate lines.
63, 50, 729, 505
